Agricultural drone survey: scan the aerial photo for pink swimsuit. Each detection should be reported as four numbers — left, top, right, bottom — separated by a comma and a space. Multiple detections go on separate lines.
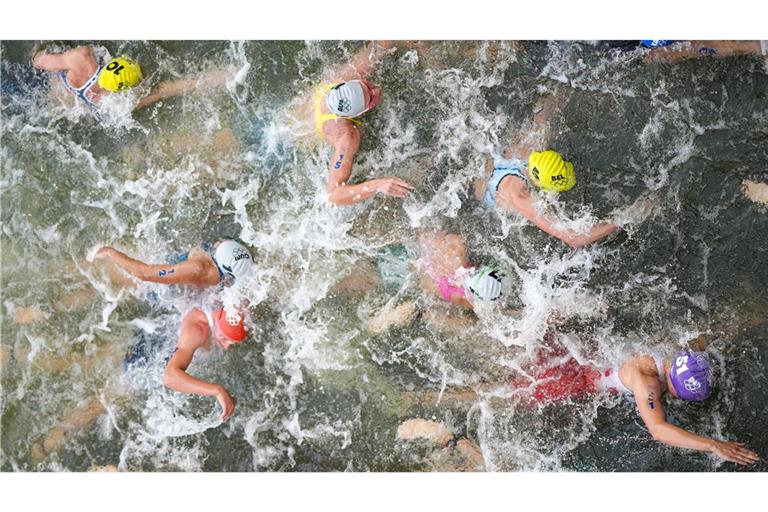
436, 276, 466, 301
427, 263, 469, 302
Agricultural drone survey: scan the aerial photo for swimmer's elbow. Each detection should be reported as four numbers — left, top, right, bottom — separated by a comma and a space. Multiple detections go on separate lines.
327, 187, 353, 206
162, 368, 173, 388
650, 430, 669, 446
647, 423, 668, 443
162, 367, 179, 389
560, 234, 583, 249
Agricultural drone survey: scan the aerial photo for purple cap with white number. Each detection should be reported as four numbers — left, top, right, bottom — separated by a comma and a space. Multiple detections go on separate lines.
669, 351, 712, 401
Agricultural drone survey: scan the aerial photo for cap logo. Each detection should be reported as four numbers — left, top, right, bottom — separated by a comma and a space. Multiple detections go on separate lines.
684, 376, 701, 393
225, 311, 242, 327
551, 174, 565, 182
233, 248, 250, 262
337, 98, 351, 113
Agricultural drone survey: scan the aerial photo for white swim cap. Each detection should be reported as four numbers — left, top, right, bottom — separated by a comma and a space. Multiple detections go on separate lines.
465, 266, 502, 301
214, 240, 252, 281
326, 80, 367, 117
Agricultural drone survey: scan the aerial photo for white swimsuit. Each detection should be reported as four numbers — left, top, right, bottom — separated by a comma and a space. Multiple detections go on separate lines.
598, 354, 667, 397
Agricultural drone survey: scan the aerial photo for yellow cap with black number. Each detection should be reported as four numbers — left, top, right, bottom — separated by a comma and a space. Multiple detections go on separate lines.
98, 57, 143, 92
528, 150, 576, 193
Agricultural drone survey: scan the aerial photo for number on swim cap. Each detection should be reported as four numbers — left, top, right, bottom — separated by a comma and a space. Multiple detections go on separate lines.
106, 61, 125, 75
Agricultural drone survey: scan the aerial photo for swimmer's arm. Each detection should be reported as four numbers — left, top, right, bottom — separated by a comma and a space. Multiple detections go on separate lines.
326, 128, 373, 205
135, 68, 232, 111
163, 321, 235, 420
508, 190, 617, 249
335, 41, 393, 81
95, 247, 207, 285
32, 52, 69, 71
134, 79, 201, 111
576, 222, 619, 247
326, 127, 360, 195
32, 47, 90, 71
506, 191, 583, 248
164, 348, 223, 398
328, 176, 414, 206
326, 129, 414, 205
643, 41, 762, 64
633, 381, 759, 465
631, 377, 718, 452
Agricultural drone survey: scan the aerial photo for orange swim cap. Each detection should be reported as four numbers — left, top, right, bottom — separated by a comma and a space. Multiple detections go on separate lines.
214, 308, 247, 343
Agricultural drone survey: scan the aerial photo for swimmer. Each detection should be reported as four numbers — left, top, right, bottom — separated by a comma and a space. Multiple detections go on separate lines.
438, 345, 760, 465
29, 305, 246, 460
367, 231, 504, 334
642, 40, 767, 64
475, 88, 637, 249
397, 418, 485, 471
93, 239, 252, 289
308, 41, 414, 205
163, 306, 249, 421
417, 230, 502, 309
31, 45, 231, 117
742, 179, 768, 206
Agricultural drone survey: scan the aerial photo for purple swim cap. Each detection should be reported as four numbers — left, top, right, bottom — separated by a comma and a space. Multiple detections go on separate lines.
669, 351, 712, 401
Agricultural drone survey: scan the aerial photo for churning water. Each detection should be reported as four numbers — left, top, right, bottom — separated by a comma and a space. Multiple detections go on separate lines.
1, 40, 767, 471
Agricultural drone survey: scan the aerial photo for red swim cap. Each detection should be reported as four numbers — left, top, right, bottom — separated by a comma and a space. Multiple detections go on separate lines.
214, 308, 247, 343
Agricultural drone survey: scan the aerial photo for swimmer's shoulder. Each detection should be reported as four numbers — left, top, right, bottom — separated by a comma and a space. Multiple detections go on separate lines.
619, 355, 659, 389
187, 248, 216, 266
324, 117, 362, 140
177, 309, 211, 348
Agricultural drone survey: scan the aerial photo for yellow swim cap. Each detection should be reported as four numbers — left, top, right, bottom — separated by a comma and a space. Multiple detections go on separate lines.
528, 150, 576, 193
98, 58, 143, 92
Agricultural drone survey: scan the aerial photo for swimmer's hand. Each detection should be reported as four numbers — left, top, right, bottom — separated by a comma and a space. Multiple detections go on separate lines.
374, 177, 414, 198
92, 246, 115, 261
611, 195, 655, 228
711, 440, 760, 466
215, 387, 236, 421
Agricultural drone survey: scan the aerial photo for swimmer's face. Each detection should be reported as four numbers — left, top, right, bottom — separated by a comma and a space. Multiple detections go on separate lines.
360, 79, 381, 111
214, 324, 239, 350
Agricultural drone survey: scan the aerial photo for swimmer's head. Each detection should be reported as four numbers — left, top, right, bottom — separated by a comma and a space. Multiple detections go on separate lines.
326, 79, 381, 118
213, 308, 247, 348
214, 240, 253, 282
98, 57, 143, 92
465, 266, 503, 301
528, 150, 576, 193
669, 351, 712, 401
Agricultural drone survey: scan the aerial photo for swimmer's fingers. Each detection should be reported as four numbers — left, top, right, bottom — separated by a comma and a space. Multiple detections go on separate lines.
734, 445, 760, 463
379, 177, 414, 189
376, 178, 414, 198
216, 388, 236, 421
391, 178, 414, 190
220, 401, 235, 422
715, 441, 760, 465
388, 185, 412, 198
